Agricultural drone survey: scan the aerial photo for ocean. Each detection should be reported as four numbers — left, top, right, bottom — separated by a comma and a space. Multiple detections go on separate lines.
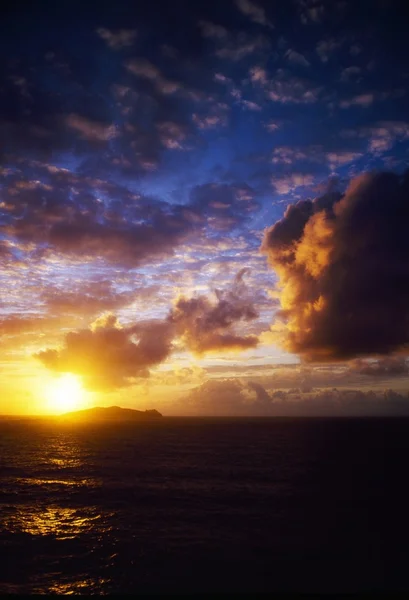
1, 416, 408, 594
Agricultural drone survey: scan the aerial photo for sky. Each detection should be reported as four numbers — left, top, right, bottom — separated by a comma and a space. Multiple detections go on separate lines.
1, 0, 409, 416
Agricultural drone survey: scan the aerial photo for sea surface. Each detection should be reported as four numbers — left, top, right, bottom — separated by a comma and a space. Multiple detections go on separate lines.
1, 416, 409, 594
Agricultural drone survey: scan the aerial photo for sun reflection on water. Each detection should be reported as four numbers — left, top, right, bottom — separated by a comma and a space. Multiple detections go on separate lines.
4, 506, 104, 539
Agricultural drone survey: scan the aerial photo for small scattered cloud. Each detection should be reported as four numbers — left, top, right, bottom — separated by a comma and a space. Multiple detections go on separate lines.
240, 100, 262, 111
272, 173, 315, 195
215, 33, 270, 61
340, 66, 361, 82
316, 37, 343, 62
234, 0, 273, 28
298, 0, 325, 24
198, 20, 228, 39
340, 93, 374, 108
96, 28, 137, 49
326, 151, 362, 170
157, 121, 188, 150
249, 65, 269, 85
266, 69, 321, 103
65, 114, 118, 142
126, 59, 180, 94
285, 49, 310, 67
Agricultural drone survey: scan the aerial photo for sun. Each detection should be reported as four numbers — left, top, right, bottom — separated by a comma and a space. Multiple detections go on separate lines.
45, 373, 85, 414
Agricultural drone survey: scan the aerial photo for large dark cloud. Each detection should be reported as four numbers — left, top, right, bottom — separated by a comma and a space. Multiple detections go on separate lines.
262, 169, 409, 361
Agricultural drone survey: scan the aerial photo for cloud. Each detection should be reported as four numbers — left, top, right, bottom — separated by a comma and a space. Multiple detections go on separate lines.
198, 20, 228, 39
215, 33, 270, 61
265, 120, 282, 133
169, 270, 259, 354
0, 162, 262, 269
299, 0, 325, 24
0, 315, 65, 336
285, 49, 310, 67
367, 122, 409, 154
272, 146, 309, 165
35, 273, 262, 386
340, 94, 374, 109
249, 66, 268, 85
316, 38, 343, 62
266, 70, 321, 103
262, 169, 409, 361
126, 59, 180, 94
42, 280, 141, 316
178, 377, 409, 416
190, 182, 260, 228
235, 0, 273, 28
340, 66, 361, 82
36, 313, 174, 389
326, 151, 362, 170
342, 121, 409, 155
350, 357, 409, 377
240, 100, 262, 111
180, 378, 271, 415
156, 121, 188, 150
272, 173, 315, 195
192, 104, 229, 129
65, 114, 118, 142
96, 28, 137, 49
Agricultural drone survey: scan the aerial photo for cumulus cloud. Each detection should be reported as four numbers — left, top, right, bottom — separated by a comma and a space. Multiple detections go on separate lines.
36, 313, 174, 389
169, 269, 259, 354
36, 273, 261, 387
262, 169, 409, 361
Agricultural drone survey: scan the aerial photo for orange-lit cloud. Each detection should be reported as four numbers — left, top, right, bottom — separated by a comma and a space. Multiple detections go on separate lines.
36, 313, 173, 389
262, 170, 409, 361
35, 272, 260, 387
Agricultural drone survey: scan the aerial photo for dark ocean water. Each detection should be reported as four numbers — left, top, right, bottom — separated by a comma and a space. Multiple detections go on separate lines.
1, 416, 409, 594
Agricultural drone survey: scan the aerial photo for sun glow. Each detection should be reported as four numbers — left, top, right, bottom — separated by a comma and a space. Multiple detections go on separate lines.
45, 373, 85, 414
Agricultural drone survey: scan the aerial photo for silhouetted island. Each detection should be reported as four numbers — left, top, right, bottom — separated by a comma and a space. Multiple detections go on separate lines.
60, 406, 162, 421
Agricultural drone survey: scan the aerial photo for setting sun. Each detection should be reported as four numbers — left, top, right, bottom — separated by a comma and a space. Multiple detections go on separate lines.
45, 374, 85, 414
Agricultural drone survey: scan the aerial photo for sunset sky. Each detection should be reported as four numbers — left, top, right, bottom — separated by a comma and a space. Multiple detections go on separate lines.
1, 0, 408, 415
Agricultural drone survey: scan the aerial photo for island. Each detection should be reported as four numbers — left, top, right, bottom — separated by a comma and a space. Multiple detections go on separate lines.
59, 406, 163, 421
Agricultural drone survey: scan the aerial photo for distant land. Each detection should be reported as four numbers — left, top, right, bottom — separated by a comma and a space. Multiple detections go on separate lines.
59, 406, 163, 421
